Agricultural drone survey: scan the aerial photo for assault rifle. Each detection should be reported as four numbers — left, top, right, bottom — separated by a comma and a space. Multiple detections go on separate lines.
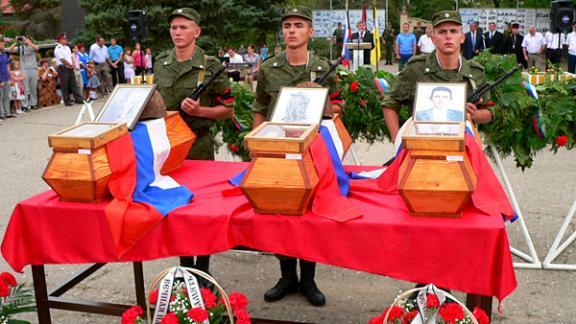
188, 62, 228, 100
467, 65, 521, 104
313, 56, 344, 84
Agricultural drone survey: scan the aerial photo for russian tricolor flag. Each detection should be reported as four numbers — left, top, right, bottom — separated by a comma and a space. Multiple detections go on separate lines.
105, 119, 193, 256
131, 119, 194, 215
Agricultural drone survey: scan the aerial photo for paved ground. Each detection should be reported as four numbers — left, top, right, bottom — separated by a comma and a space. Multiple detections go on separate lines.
1, 63, 575, 323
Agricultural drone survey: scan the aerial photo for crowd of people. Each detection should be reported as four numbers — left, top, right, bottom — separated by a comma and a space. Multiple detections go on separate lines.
333, 18, 576, 74
0, 34, 155, 120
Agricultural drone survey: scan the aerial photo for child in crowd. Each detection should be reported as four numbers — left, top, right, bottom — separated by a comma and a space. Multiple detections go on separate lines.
124, 48, 135, 82
145, 48, 153, 74
86, 61, 100, 100
9, 61, 26, 114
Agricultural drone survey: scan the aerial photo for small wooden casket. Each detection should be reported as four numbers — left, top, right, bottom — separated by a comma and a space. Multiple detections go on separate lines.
331, 113, 353, 155
160, 111, 196, 175
241, 122, 319, 215
43, 122, 127, 202
398, 120, 476, 218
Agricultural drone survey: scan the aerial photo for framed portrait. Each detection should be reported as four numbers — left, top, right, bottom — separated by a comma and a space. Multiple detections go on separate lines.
95, 84, 157, 130
270, 86, 328, 125
413, 82, 467, 123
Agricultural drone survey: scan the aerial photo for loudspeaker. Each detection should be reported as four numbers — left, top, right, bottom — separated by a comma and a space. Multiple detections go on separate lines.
551, 0, 574, 33
127, 10, 148, 41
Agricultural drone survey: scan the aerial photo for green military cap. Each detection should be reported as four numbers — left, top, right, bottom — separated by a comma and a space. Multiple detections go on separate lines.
431, 10, 462, 28
168, 8, 200, 24
282, 6, 312, 22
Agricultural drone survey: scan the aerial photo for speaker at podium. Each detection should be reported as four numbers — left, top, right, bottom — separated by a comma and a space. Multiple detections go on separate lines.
345, 42, 373, 71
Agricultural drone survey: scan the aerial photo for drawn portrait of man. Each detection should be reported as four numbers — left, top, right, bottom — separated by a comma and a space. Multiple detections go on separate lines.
415, 86, 464, 122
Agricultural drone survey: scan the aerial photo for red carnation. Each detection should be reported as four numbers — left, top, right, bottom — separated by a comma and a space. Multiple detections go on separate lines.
229, 292, 249, 311
359, 99, 368, 107
382, 305, 404, 321
402, 310, 418, 324
350, 81, 359, 92
556, 135, 568, 147
0, 272, 17, 287
201, 287, 217, 308
0, 282, 10, 297
439, 303, 465, 323
473, 307, 490, 324
121, 306, 143, 324
148, 289, 159, 305
228, 143, 240, 152
426, 294, 439, 308
235, 308, 251, 324
487, 100, 495, 106
160, 312, 179, 324
368, 315, 384, 324
188, 307, 209, 323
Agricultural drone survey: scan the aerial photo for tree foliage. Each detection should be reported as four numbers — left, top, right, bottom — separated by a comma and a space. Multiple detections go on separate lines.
6, 0, 61, 40
77, 0, 287, 54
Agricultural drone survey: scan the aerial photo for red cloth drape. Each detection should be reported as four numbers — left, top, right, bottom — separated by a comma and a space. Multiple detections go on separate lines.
105, 134, 163, 256
1, 160, 517, 302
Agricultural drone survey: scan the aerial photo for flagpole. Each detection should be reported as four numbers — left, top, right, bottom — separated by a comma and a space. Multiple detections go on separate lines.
329, 0, 333, 61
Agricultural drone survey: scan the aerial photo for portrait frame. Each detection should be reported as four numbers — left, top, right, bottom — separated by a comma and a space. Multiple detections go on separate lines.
413, 82, 467, 124
270, 86, 328, 125
95, 84, 157, 130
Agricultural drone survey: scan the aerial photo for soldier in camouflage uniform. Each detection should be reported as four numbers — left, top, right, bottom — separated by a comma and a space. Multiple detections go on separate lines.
381, 24, 395, 65
382, 10, 492, 140
252, 6, 343, 307
155, 7, 235, 278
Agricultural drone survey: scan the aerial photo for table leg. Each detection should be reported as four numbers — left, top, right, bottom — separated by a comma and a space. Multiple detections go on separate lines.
466, 293, 492, 320
133, 262, 146, 309
31, 265, 52, 324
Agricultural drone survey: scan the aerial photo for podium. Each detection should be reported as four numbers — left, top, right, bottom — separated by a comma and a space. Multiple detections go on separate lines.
346, 42, 372, 71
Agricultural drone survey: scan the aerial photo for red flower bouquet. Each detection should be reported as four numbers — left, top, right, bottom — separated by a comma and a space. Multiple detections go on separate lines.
122, 267, 251, 324
0, 272, 36, 323
369, 284, 489, 324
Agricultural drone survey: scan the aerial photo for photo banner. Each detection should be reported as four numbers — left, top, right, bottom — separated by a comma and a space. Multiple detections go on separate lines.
313, 9, 386, 38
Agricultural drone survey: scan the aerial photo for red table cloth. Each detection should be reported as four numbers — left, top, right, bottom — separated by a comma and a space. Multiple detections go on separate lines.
1, 160, 516, 302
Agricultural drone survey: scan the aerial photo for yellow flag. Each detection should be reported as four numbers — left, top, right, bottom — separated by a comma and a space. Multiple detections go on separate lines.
371, 4, 381, 66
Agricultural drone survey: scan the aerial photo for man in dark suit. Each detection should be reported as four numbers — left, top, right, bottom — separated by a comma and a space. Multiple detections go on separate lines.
504, 22, 527, 68
484, 21, 503, 54
462, 22, 485, 59
351, 21, 374, 65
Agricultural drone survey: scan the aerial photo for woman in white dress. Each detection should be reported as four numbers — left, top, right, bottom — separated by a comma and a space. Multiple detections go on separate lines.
123, 47, 136, 82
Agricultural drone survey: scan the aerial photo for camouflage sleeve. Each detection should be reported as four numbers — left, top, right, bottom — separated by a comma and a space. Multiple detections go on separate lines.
205, 57, 234, 108
381, 66, 417, 112
251, 65, 270, 114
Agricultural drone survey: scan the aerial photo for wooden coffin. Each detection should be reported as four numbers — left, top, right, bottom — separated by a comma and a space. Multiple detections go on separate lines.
522, 71, 576, 85
241, 122, 319, 215
160, 111, 196, 175
332, 113, 353, 155
43, 122, 127, 202
402, 120, 465, 152
398, 150, 477, 218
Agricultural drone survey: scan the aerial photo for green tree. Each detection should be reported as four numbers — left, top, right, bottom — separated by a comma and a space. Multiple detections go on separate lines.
77, 0, 287, 54
6, 0, 61, 40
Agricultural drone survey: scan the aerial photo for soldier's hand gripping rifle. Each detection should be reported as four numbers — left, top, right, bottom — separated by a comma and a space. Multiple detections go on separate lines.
467, 65, 521, 105
188, 62, 228, 101
313, 56, 344, 84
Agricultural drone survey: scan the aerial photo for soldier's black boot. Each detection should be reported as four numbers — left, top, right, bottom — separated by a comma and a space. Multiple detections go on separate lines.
264, 258, 299, 302
299, 260, 326, 306
195, 255, 214, 290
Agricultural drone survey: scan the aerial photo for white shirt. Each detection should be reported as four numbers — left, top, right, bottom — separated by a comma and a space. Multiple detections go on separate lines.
89, 43, 109, 64
417, 35, 435, 54
229, 54, 244, 64
566, 32, 576, 55
54, 44, 72, 66
521, 33, 545, 54
545, 32, 566, 50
